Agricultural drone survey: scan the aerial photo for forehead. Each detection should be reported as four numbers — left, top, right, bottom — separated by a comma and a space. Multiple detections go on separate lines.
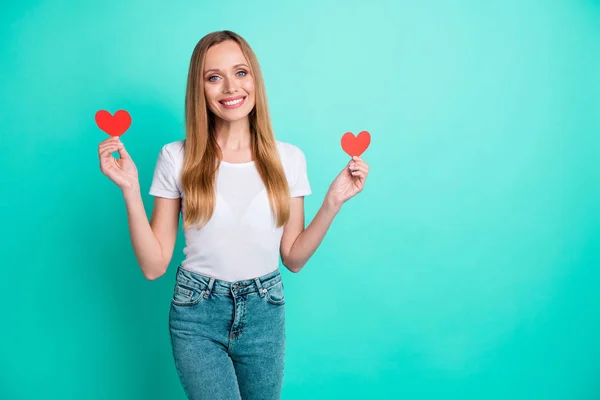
204, 41, 248, 70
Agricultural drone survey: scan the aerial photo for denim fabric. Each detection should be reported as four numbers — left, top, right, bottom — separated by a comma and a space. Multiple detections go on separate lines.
169, 265, 286, 400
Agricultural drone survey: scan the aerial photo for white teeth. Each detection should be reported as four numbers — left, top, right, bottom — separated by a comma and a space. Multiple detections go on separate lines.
222, 98, 244, 106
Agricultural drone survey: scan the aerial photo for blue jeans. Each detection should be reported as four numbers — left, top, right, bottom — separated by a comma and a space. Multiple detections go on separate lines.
169, 266, 286, 400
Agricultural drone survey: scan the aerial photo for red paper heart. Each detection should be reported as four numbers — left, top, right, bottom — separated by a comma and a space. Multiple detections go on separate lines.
95, 110, 131, 137
341, 131, 371, 157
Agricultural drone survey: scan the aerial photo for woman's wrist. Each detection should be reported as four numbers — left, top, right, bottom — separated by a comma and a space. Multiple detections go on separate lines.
121, 182, 141, 200
323, 193, 342, 214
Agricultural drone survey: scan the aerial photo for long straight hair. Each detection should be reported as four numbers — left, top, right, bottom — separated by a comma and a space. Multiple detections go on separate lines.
181, 30, 290, 230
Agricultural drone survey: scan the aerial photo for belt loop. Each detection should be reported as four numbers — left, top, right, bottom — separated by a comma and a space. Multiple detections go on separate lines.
254, 277, 266, 297
204, 278, 215, 298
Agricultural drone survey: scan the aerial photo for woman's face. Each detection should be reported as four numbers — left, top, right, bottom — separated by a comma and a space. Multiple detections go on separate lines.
203, 40, 256, 122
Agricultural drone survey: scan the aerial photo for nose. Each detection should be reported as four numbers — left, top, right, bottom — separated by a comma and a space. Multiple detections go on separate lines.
223, 77, 238, 94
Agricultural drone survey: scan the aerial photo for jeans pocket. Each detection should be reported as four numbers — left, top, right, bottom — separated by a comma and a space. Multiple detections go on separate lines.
265, 280, 285, 306
171, 282, 205, 307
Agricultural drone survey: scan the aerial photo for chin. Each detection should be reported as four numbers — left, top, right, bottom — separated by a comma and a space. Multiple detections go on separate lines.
217, 103, 255, 121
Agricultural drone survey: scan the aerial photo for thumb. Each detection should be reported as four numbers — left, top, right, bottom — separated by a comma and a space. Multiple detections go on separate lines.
346, 158, 356, 171
117, 142, 131, 160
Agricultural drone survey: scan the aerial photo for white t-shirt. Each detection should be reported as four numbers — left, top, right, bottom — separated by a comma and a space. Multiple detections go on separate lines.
149, 140, 312, 281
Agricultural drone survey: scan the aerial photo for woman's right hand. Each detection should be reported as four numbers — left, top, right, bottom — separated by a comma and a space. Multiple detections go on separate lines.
98, 136, 139, 192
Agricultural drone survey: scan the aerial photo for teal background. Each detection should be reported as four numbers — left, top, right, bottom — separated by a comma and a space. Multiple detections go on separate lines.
1, 0, 600, 398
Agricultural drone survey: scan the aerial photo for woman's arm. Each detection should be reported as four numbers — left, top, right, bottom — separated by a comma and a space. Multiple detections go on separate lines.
280, 196, 340, 273
280, 155, 370, 272
98, 138, 180, 280
122, 186, 181, 280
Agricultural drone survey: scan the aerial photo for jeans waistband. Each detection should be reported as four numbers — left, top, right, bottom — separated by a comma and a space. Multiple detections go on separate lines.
174, 265, 282, 297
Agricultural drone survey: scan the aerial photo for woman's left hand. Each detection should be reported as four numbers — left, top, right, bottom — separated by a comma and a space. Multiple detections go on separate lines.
325, 156, 370, 211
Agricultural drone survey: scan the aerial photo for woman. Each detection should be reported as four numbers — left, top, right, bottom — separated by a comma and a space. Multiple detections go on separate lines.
98, 30, 369, 400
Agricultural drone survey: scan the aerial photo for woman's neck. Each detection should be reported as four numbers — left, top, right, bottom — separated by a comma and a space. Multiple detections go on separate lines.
215, 118, 251, 150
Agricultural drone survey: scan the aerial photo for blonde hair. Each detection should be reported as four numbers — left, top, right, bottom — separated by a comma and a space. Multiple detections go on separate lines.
181, 30, 291, 230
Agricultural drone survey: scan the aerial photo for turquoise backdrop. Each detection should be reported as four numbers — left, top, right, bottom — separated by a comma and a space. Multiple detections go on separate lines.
1, 0, 600, 399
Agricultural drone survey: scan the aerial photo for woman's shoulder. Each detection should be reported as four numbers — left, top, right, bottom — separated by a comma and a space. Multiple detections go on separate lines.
275, 140, 305, 161
162, 139, 185, 152
158, 140, 185, 163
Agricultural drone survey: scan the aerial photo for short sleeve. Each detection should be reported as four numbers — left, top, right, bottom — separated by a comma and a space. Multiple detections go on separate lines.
290, 147, 312, 197
149, 145, 181, 198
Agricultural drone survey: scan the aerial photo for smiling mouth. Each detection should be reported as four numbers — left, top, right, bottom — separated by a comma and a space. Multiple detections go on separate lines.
219, 96, 247, 108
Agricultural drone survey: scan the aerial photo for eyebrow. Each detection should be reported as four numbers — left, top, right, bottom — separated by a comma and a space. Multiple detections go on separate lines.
204, 63, 249, 75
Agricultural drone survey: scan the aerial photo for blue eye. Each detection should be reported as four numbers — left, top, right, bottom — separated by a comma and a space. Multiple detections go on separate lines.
207, 70, 247, 82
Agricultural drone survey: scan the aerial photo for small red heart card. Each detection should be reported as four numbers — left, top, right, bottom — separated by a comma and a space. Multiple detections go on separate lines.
341, 130, 371, 157
95, 110, 131, 137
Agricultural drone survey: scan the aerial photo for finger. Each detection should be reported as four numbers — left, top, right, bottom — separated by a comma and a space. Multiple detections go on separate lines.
98, 139, 122, 152
351, 172, 366, 187
117, 143, 131, 160
98, 144, 117, 155
351, 169, 366, 178
99, 136, 123, 147
354, 164, 369, 174
352, 159, 369, 168
99, 143, 122, 159
100, 141, 122, 152
98, 136, 120, 149
351, 165, 369, 178
98, 137, 116, 145
349, 162, 368, 173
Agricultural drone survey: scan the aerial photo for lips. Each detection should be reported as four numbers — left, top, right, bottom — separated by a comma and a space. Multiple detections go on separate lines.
219, 95, 245, 103
219, 96, 247, 109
